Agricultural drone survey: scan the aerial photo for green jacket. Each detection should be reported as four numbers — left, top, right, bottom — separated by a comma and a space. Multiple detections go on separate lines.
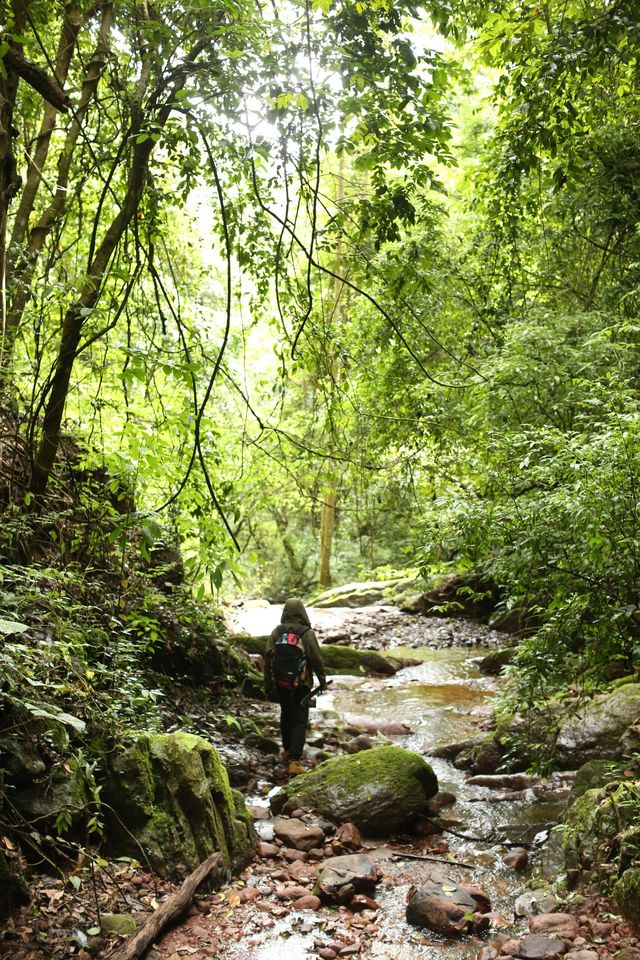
264, 598, 326, 692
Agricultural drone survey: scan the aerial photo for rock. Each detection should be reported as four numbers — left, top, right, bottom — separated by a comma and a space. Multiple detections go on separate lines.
467, 775, 540, 791
274, 818, 325, 852
503, 848, 529, 872
334, 823, 362, 851
293, 894, 322, 910
478, 948, 500, 960
272, 746, 438, 835
427, 791, 457, 813
406, 877, 491, 936
350, 893, 380, 911
275, 884, 309, 900
0, 850, 29, 917
502, 939, 522, 955
519, 935, 567, 959
101, 731, 254, 878
566, 953, 599, 960
568, 761, 614, 802
311, 577, 421, 608
613, 868, 640, 925
539, 825, 566, 881
477, 648, 516, 676
514, 892, 559, 918
100, 914, 137, 936
416, 572, 501, 622
345, 736, 377, 754
315, 854, 378, 902
435, 734, 503, 774
529, 915, 579, 939
555, 685, 640, 768
563, 784, 640, 888
282, 847, 309, 862
235, 635, 396, 676
288, 859, 316, 882
257, 842, 280, 858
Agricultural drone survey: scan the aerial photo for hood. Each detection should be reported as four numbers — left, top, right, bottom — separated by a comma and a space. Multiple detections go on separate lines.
280, 597, 311, 628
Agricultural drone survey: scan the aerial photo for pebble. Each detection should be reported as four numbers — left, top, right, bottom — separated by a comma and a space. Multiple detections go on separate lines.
293, 894, 322, 911
318, 950, 338, 959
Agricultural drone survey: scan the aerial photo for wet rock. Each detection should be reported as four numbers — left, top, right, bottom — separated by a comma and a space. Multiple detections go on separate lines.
477, 648, 516, 676
274, 818, 325, 852
101, 731, 254, 878
257, 841, 280, 858
293, 894, 322, 910
334, 823, 362, 851
555, 685, 640, 768
273, 746, 438, 835
614, 868, 640, 925
529, 915, 579, 939
504, 848, 529, 872
435, 734, 503, 774
315, 854, 378, 903
406, 878, 491, 936
468, 775, 540, 791
514, 892, 559, 918
426, 791, 457, 813
519, 934, 567, 959
345, 736, 377, 754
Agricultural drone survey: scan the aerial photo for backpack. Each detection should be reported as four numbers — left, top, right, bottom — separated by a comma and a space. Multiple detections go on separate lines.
272, 628, 308, 689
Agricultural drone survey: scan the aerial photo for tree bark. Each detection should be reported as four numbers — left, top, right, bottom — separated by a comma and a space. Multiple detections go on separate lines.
106, 852, 222, 960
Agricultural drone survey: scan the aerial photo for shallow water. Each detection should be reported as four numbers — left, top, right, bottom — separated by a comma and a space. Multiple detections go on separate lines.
225, 605, 564, 960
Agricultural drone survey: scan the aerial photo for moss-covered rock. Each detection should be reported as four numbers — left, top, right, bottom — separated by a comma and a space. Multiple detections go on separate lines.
310, 577, 421, 609
0, 849, 29, 917
236, 634, 396, 677
614, 868, 640, 925
555, 684, 640, 768
477, 648, 515, 676
568, 760, 616, 802
102, 731, 254, 878
272, 745, 438, 835
562, 781, 640, 889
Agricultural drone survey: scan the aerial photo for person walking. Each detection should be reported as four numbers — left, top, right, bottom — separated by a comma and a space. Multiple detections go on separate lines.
264, 598, 326, 776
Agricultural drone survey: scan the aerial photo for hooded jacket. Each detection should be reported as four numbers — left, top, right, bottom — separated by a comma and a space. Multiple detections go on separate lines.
264, 598, 326, 692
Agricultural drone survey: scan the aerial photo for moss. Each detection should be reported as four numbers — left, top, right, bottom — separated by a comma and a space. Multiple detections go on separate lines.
102, 730, 254, 878
614, 868, 640, 925
569, 760, 616, 802
277, 745, 438, 835
236, 635, 396, 676
562, 781, 640, 887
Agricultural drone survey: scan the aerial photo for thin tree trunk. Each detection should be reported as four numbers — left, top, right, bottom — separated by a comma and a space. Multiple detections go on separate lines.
318, 151, 346, 589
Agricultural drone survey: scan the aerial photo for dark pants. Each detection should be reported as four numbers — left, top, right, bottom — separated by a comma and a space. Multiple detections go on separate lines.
277, 686, 310, 760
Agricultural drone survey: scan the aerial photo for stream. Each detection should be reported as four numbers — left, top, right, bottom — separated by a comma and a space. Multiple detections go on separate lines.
174, 603, 570, 960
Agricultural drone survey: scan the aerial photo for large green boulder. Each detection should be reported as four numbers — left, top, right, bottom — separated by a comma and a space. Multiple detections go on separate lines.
555, 684, 640, 768
562, 781, 640, 888
236, 634, 396, 676
273, 745, 438, 835
614, 868, 640, 925
102, 731, 254, 878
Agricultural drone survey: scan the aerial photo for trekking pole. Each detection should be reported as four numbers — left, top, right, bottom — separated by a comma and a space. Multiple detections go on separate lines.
300, 678, 333, 707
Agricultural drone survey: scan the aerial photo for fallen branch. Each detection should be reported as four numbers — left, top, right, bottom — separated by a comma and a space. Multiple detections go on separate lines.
106, 852, 222, 960
391, 851, 474, 870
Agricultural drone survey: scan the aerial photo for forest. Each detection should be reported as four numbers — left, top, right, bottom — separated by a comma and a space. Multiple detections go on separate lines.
2, 0, 640, 958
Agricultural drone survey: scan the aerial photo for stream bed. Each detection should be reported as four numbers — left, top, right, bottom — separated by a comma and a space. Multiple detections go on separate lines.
164, 604, 570, 960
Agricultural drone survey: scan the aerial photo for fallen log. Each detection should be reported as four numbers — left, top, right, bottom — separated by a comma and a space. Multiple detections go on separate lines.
106, 852, 222, 960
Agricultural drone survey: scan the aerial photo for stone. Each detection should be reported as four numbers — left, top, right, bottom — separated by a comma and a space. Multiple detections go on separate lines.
427, 791, 457, 813
529, 915, 579, 939
519, 935, 567, 959
272, 746, 438, 835
406, 877, 491, 936
555, 685, 640, 768
315, 854, 378, 902
501, 939, 522, 955
478, 948, 500, 960
566, 953, 598, 960
345, 736, 377, 754
504, 848, 529, 872
350, 893, 380, 911
100, 914, 137, 936
568, 761, 614, 802
101, 731, 254, 878
334, 823, 362, 851
274, 818, 325, 851
257, 842, 280, 858
235, 634, 396, 676
293, 894, 322, 911
614, 869, 640, 925
281, 847, 308, 862
288, 859, 316, 882
515, 892, 559, 918
319, 951, 338, 960
477, 648, 516, 676
275, 884, 309, 900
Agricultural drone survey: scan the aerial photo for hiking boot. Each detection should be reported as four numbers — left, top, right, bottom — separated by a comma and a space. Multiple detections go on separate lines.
287, 760, 304, 776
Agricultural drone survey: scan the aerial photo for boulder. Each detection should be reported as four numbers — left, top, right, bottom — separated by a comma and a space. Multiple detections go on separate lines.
503, 848, 528, 872
529, 915, 579, 939
568, 760, 615, 802
315, 854, 378, 902
415, 573, 501, 622
433, 734, 504, 774
272, 746, 438, 835
406, 877, 491, 935
102, 731, 254, 878
555, 685, 640, 768
514, 892, 559, 918
235, 635, 396, 676
274, 818, 325, 851
519, 935, 567, 959
477, 648, 516, 676
562, 783, 640, 887
311, 577, 421, 608
613, 868, 640, 926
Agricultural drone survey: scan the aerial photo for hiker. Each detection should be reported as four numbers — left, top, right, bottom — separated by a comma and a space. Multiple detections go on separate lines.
265, 598, 327, 776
